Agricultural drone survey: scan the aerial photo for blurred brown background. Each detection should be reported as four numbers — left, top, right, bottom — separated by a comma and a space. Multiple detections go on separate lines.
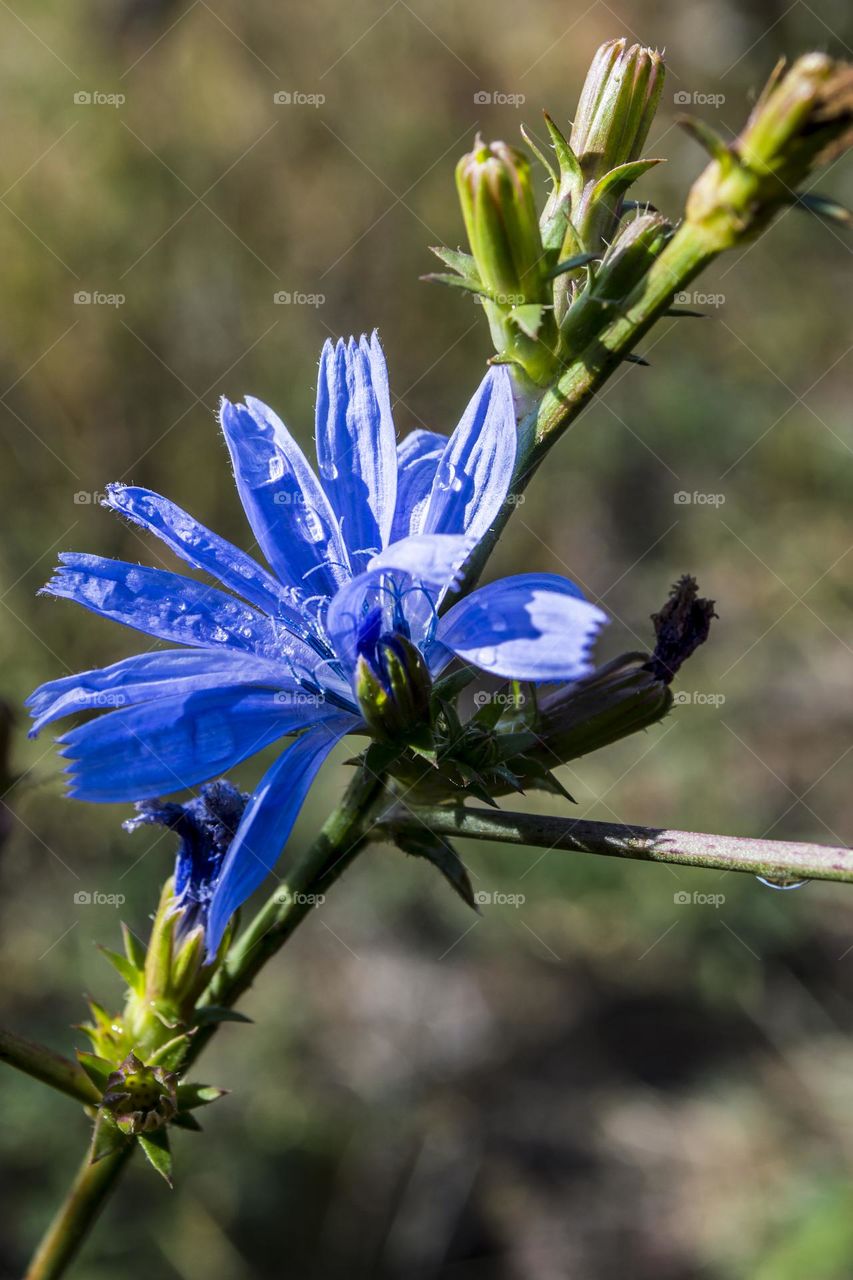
1, 1, 853, 1276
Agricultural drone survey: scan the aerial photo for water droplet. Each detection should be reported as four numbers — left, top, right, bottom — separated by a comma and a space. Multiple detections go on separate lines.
268, 454, 285, 483
319, 457, 338, 482
476, 646, 498, 668
125, 570, 143, 593
755, 876, 809, 891
210, 626, 230, 643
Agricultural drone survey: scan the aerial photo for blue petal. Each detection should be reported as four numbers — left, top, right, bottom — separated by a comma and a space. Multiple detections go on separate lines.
436, 573, 608, 681
205, 717, 354, 954
390, 429, 448, 542
325, 534, 473, 674
421, 366, 516, 543
60, 685, 337, 802
220, 397, 349, 597
315, 334, 398, 570
41, 554, 315, 662
27, 649, 292, 737
103, 485, 307, 630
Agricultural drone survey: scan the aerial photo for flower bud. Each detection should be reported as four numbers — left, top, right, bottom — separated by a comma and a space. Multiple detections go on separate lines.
456, 139, 559, 386
569, 38, 665, 251
102, 1052, 178, 1134
456, 139, 545, 302
356, 633, 433, 743
686, 54, 853, 245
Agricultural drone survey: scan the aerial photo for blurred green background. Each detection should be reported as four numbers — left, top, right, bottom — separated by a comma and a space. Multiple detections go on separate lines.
1, 1, 852, 1276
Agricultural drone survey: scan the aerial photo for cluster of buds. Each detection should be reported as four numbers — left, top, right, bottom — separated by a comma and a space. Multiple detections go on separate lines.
430, 38, 667, 388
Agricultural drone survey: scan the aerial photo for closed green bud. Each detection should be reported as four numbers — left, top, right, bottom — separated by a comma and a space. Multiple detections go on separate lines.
686, 54, 853, 246
102, 1052, 178, 1135
356, 633, 433, 743
569, 38, 665, 251
456, 138, 559, 387
456, 138, 544, 302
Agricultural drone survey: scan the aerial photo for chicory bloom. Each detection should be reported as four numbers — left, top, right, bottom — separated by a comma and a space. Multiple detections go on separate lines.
28, 334, 606, 951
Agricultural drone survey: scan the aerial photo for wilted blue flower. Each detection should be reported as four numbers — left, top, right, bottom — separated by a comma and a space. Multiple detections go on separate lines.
123, 779, 248, 937
28, 334, 606, 951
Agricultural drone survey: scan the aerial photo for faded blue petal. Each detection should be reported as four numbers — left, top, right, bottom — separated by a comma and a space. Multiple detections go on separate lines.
27, 649, 291, 737
390, 429, 448, 542
103, 485, 306, 629
436, 573, 608, 681
421, 366, 516, 543
315, 334, 397, 570
205, 717, 354, 954
220, 397, 349, 597
60, 685, 336, 803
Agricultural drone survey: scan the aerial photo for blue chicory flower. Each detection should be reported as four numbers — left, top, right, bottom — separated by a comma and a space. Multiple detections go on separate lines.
28, 333, 607, 951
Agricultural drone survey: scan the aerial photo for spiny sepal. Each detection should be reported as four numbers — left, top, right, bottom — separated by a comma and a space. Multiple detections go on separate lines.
101, 1051, 178, 1135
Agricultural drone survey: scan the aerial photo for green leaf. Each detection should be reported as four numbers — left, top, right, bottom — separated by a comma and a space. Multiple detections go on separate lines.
546, 251, 599, 280
121, 922, 147, 971
510, 303, 549, 340
591, 159, 663, 207
421, 272, 493, 299
193, 1006, 254, 1028
678, 117, 730, 163
138, 1128, 173, 1187
396, 830, 478, 911
543, 112, 582, 188
91, 1111, 128, 1164
76, 1051, 113, 1093
432, 666, 478, 704
176, 1082, 229, 1110
520, 123, 557, 185
797, 193, 852, 227
172, 1112, 203, 1132
97, 945, 143, 994
148, 1033, 193, 1070
428, 244, 480, 279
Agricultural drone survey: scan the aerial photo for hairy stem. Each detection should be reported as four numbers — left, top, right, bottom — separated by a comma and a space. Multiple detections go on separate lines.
24, 1140, 133, 1280
381, 804, 853, 882
0, 1028, 99, 1106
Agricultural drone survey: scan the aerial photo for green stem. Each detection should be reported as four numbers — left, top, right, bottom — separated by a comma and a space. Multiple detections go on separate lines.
381, 805, 853, 882
24, 1138, 133, 1280
185, 761, 386, 1068
0, 1027, 99, 1106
